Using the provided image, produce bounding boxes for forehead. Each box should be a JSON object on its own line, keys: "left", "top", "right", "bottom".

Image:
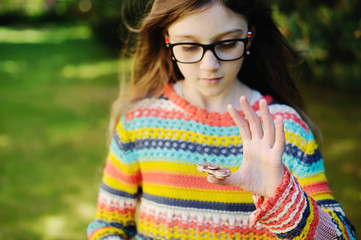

{"left": 167, "top": 3, "right": 248, "bottom": 40}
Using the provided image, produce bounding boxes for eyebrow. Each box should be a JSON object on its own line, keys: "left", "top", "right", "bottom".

{"left": 171, "top": 28, "right": 244, "bottom": 41}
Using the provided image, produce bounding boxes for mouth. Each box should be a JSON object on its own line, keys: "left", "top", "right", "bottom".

{"left": 200, "top": 77, "right": 222, "bottom": 85}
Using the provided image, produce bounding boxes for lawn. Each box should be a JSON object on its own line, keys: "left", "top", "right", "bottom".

{"left": 0, "top": 25, "right": 359, "bottom": 239}
{"left": 0, "top": 25, "right": 121, "bottom": 239}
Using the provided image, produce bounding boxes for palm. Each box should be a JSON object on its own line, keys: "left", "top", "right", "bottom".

{"left": 207, "top": 97, "right": 285, "bottom": 198}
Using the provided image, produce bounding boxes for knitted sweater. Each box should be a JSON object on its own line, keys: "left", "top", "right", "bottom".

{"left": 87, "top": 84, "right": 355, "bottom": 240}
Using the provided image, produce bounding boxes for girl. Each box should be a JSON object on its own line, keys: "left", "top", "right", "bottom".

{"left": 87, "top": 0, "right": 356, "bottom": 239}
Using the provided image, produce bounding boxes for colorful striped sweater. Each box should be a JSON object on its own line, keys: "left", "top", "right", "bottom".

{"left": 87, "top": 84, "right": 355, "bottom": 240}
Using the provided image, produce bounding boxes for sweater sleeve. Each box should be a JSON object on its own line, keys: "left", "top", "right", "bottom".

{"left": 249, "top": 127, "right": 356, "bottom": 239}
{"left": 87, "top": 117, "right": 141, "bottom": 240}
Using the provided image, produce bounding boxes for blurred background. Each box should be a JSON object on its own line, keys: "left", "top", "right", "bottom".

{"left": 0, "top": 0, "right": 360, "bottom": 239}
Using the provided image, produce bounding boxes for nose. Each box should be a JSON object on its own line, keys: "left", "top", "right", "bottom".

{"left": 200, "top": 49, "right": 220, "bottom": 71}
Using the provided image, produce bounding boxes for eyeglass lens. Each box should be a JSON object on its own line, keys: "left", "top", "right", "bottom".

{"left": 172, "top": 40, "right": 245, "bottom": 63}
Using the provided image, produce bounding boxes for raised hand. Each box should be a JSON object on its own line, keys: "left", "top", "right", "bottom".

{"left": 207, "top": 96, "right": 285, "bottom": 198}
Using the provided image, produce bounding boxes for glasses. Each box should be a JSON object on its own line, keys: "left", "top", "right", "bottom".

{"left": 166, "top": 32, "right": 252, "bottom": 64}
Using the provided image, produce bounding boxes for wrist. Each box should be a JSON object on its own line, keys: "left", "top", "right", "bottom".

{"left": 265, "top": 164, "right": 285, "bottom": 198}
{"left": 250, "top": 164, "right": 291, "bottom": 228}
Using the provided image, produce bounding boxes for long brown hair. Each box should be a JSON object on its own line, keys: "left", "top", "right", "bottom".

{"left": 108, "top": 0, "right": 319, "bottom": 144}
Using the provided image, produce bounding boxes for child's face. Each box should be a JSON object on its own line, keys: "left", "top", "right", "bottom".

{"left": 167, "top": 3, "right": 249, "bottom": 99}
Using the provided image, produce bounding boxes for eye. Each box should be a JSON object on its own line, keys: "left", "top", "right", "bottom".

{"left": 181, "top": 44, "right": 200, "bottom": 52}
{"left": 217, "top": 40, "right": 238, "bottom": 50}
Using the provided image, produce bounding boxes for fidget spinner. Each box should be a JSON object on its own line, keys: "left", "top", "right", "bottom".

{"left": 196, "top": 162, "right": 231, "bottom": 179}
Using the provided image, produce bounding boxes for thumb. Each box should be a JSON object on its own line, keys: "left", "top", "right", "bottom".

{"left": 207, "top": 173, "right": 240, "bottom": 187}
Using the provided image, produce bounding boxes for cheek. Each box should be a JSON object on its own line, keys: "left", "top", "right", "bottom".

{"left": 176, "top": 64, "right": 198, "bottom": 79}
{"left": 226, "top": 60, "right": 244, "bottom": 76}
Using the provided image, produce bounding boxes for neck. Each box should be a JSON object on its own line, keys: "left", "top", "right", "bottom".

{"left": 178, "top": 80, "right": 253, "bottom": 113}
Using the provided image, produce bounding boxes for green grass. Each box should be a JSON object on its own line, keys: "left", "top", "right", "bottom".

{"left": 0, "top": 25, "right": 120, "bottom": 239}
{"left": 299, "top": 83, "right": 361, "bottom": 232}
{"left": 0, "top": 25, "right": 360, "bottom": 239}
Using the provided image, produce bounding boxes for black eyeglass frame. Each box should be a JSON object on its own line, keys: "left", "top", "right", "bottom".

{"left": 166, "top": 37, "right": 250, "bottom": 64}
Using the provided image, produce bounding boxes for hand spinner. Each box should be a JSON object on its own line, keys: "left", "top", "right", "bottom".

{"left": 196, "top": 162, "right": 231, "bottom": 179}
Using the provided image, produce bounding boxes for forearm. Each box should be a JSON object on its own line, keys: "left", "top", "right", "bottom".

{"left": 250, "top": 166, "right": 355, "bottom": 239}
{"left": 87, "top": 186, "right": 138, "bottom": 240}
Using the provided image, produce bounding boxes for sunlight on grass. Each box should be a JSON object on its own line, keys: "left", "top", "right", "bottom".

{"left": 75, "top": 201, "right": 97, "bottom": 220}
{"left": 43, "top": 216, "right": 66, "bottom": 239}
{"left": 0, "top": 25, "right": 92, "bottom": 44}
{"left": 0, "top": 135, "right": 11, "bottom": 148}
{"left": 61, "top": 60, "right": 119, "bottom": 80}
{"left": 33, "top": 200, "right": 96, "bottom": 239}
{"left": 0, "top": 60, "right": 26, "bottom": 74}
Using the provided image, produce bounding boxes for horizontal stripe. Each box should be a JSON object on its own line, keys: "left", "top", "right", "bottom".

{"left": 118, "top": 138, "right": 243, "bottom": 157}
{"left": 110, "top": 139, "right": 137, "bottom": 164}
{"left": 142, "top": 193, "right": 256, "bottom": 212}
{"left": 113, "top": 134, "right": 319, "bottom": 165}
{"left": 96, "top": 207, "right": 135, "bottom": 223}
{"left": 316, "top": 199, "right": 340, "bottom": 207}
{"left": 136, "top": 232, "right": 277, "bottom": 240}
{"left": 311, "top": 193, "right": 335, "bottom": 201}
{"left": 125, "top": 127, "right": 242, "bottom": 147}
{"left": 124, "top": 116, "right": 240, "bottom": 135}
{"left": 284, "top": 144, "right": 321, "bottom": 164}
{"left": 140, "top": 161, "right": 239, "bottom": 174}
{"left": 114, "top": 126, "right": 315, "bottom": 151}
{"left": 108, "top": 152, "right": 139, "bottom": 173}
{"left": 101, "top": 172, "right": 139, "bottom": 195}
{"left": 141, "top": 171, "right": 239, "bottom": 191}
{"left": 100, "top": 182, "right": 139, "bottom": 199}
{"left": 105, "top": 157, "right": 139, "bottom": 185}
{"left": 142, "top": 183, "right": 254, "bottom": 203}
{"left": 302, "top": 181, "right": 332, "bottom": 195}
{"left": 297, "top": 172, "right": 328, "bottom": 184}
{"left": 283, "top": 154, "right": 325, "bottom": 177}
{"left": 136, "top": 149, "right": 241, "bottom": 166}
{"left": 124, "top": 114, "right": 308, "bottom": 138}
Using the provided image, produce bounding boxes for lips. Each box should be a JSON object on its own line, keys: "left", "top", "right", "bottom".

{"left": 200, "top": 77, "right": 222, "bottom": 85}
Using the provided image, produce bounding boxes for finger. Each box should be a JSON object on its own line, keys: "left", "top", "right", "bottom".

{"left": 259, "top": 99, "right": 275, "bottom": 147}
{"left": 240, "top": 96, "right": 263, "bottom": 139}
{"left": 227, "top": 104, "right": 251, "bottom": 141}
{"left": 207, "top": 172, "right": 237, "bottom": 186}
{"left": 274, "top": 115, "right": 285, "bottom": 154}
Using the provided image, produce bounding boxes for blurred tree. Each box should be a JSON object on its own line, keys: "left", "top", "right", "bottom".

{"left": 89, "top": 0, "right": 151, "bottom": 56}
{"left": 45, "top": 0, "right": 57, "bottom": 12}
{"left": 270, "top": 0, "right": 361, "bottom": 87}
{"left": 0, "top": 0, "right": 80, "bottom": 25}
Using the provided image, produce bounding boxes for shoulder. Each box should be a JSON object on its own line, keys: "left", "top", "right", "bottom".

{"left": 251, "top": 89, "right": 309, "bottom": 134}
{"left": 123, "top": 97, "right": 182, "bottom": 122}
{"left": 251, "top": 90, "right": 307, "bottom": 132}
{"left": 268, "top": 100, "right": 320, "bottom": 164}
{"left": 267, "top": 100, "right": 317, "bottom": 151}
{"left": 267, "top": 100, "right": 310, "bottom": 134}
